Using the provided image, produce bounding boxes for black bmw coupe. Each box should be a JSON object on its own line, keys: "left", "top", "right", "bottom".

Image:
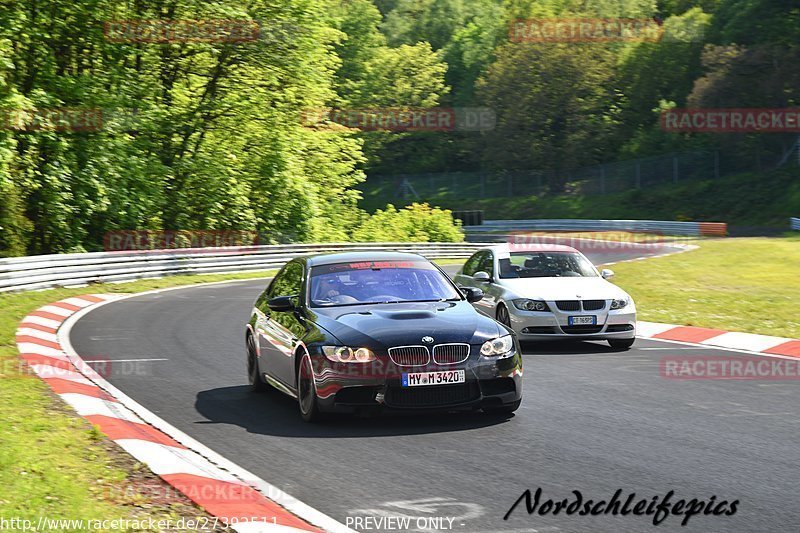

{"left": 245, "top": 251, "right": 523, "bottom": 421}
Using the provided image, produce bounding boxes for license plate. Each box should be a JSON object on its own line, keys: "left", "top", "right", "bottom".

{"left": 402, "top": 370, "right": 465, "bottom": 387}
{"left": 568, "top": 315, "right": 596, "bottom": 326}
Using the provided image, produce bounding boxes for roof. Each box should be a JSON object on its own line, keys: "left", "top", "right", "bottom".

{"left": 303, "top": 251, "right": 428, "bottom": 267}
{"left": 484, "top": 243, "right": 580, "bottom": 254}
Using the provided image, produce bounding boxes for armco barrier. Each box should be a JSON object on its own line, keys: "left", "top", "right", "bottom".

{"left": 791, "top": 217, "right": 800, "bottom": 230}
{"left": 0, "top": 242, "right": 491, "bottom": 293}
{"left": 463, "top": 219, "right": 727, "bottom": 236}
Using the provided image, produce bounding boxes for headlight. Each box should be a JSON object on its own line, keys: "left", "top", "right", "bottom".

{"left": 512, "top": 298, "right": 550, "bottom": 312}
{"left": 480, "top": 334, "right": 514, "bottom": 356}
{"left": 322, "top": 346, "right": 376, "bottom": 363}
{"left": 610, "top": 298, "right": 629, "bottom": 310}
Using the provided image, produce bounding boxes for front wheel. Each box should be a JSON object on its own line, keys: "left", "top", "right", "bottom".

{"left": 247, "top": 334, "right": 268, "bottom": 392}
{"left": 496, "top": 304, "right": 511, "bottom": 328}
{"left": 608, "top": 338, "right": 635, "bottom": 350}
{"left": 297, "top": 354, "right": 322, "bottom": 423}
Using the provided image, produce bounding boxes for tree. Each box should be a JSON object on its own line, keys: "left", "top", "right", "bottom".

{"left": 476, "top": 42, "right": 619, "bottom": 188}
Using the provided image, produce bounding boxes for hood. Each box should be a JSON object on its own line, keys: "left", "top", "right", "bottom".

{"left": 309, "top": 301, "right": 504, "bottom": 349}
{"left": 498, "top": 276, "right": 628, "bottom": 301}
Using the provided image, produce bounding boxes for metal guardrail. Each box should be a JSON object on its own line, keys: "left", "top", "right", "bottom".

{"left": 791, "top": 217, "right": 800, "bottom": 231}
{"left": 463, "top": 219, "right": 727, "bottom": 236}
{"left": 0, "top": 242, "right": 491, "bottom": 293}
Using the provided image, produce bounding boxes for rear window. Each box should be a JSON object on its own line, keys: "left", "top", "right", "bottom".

{"left": 309, "top": 260, "right": 461, "bottom": 307}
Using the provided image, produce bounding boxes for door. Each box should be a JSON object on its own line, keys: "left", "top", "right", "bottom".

{"left": 474, "top": 251, "right": 498, "bottom": 314}
{"left": 256, "top": 261, "right": 306, "bottom": 388}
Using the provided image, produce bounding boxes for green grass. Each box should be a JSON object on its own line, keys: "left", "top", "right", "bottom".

{"left": 610, "top": 236, "right": 800, "bottom": 338}
{"left": 0, "top": 270, "right": 280, "bottom": 531}
{"left": 360, "top": 167, "right": 800, "bottom": 227}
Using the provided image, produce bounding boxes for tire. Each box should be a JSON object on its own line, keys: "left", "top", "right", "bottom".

{"left": 608, "top": 338, "right": 635, "bottom": 350}
{"left": 297, "top": 353, "right": 322, "bottom": 423}
{"left": 484, "top": 399, "right": 521, "bottom": 415}
{"left": 246, "top": 333, "right": 268, "bottom": 392}
{"left": 496, "top": 304, "right": 512, "bottom": 328}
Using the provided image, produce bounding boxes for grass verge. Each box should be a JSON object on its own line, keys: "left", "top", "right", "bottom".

{"left": 0, "top": 270, "right": 282, "bottom": 531}
{"left": 611, "top": 236, "right": 800, "bottom": 338}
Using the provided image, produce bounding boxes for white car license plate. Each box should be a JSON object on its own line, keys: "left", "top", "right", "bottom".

{"left": 568, "top": 315, "right": 596, "bottom": 326}
{"left": 402, "top": 370, "right": 465, "bottom": 387}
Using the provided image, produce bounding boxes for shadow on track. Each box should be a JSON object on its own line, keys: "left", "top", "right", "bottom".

{"left": 521, "top": 340, "right": 624, "bottom": 355}
{"left": 194, "top": 385, "right": 514, "bottom": 438}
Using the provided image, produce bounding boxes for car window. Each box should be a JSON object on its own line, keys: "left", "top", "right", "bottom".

{"left": 462, "top": 252, "right": 482, "bottom": 276}
{"left": 477, "top": 251, "right": 494, "bottom": 277}
{"left": 268, "top": 262, "right": 304, "bottom": 298}
{"left": 309, "top": 260, "right": 461, "bottom": 307}
{"left": 499, "top": 252, "right": 597, "bottom": 278}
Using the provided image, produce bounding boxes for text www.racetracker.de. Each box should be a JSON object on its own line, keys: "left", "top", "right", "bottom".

{"left": 0, "top": 516, "right": 273, "bottom": 531}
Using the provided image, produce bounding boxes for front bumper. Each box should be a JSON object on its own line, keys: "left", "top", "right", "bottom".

{"left": 309, "top": 346, "right": 523, "bottom": 413}
{"left": 507, "top": 300, "right": 636, "bottom": 340}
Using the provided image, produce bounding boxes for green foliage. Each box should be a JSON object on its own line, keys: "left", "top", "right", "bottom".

{"left": 351, "top": 202, "right": 464, "bottom": 242}
{"left": 0, "top": 0, "right": 796, "bottom": 255}
{"left": 0, "top": 0, "right": 461, "bottom": 256}
{"left": 477, "top": 42, "right": 619, "bottom": 184}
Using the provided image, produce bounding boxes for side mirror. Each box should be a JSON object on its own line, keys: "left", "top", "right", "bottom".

{"left": 463, "top": 287, "right": 484, "bottom": 303}
{"left": 473, "top": 271, "right": 491, "bottom": 283}
{"left": 601, "top": 269, "right": 615, "bottom": 280}
{"left": 267, "top": 295, "right": 295, "bottom": 312}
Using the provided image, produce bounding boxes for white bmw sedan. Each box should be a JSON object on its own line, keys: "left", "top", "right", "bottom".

{"left": 454, "top": 244, "right": 636, "bottom": 349}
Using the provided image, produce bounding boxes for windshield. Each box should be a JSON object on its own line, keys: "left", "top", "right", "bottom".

{"left": 499, "top": 252, "right": 598, "bottom": 279}
{"left": 309, "top": 260, "right": 462, "bottom": 307}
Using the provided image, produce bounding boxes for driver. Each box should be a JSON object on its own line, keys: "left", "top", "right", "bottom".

{"left": 317, "top": 276, "right": 342, "bottom": 299}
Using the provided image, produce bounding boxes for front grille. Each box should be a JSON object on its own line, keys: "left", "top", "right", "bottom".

{"left": 582, "top": 300, "right": 606, "bottom": 311}
{"left": 388, "top": 346, "right": 429, "bottom": 366}
{"left": 556, "top": 300, "right": 580, "bottom": 311}
{"left": 432, "top": 343, "right": 470, "bottom": 364}
{"left": 561, "top": 325, "right": 604, "bottom": 334}
{"left": 385, "top": 382, "right": 480, "bottom": 408}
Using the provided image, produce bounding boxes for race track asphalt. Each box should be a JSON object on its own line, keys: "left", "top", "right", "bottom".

{"left": 69, "top": 255, "right": 800, "bottom": 533}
